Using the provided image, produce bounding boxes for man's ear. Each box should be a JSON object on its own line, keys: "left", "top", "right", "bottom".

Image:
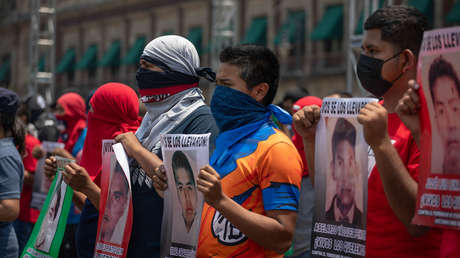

{"left": 401, "top": 49, "right": 416, "bottom": 73}
{"left": 249, "top": 82, "right": 269, "bottom": 103}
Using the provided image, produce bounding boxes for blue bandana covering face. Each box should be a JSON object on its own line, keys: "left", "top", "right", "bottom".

{"left": 210, "top": 85, "right": 292, "bottom": 132}
{"left": 210, "top": 85, "right": 292, "bottom": 168}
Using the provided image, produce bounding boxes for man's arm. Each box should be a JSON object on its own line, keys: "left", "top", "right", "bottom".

{"left": 358, "top": 102, "right": 426, "bottom": 236}
{"left": 198, "top": 165, "right": 296, "bottom": 254}
{"left": 63, "top": 162, "right": 101, "bottom": 209}
{"left": 0, "top": 199, "right": 19, "bottom": 221}
{"left": 293, "top": 105, "right": 321, "bottom": 185}
{"left": 115, "top": 132, "right": 163, "bottom": 178}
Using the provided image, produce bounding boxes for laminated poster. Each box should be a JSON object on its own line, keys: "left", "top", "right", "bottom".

{"left": 311, "top": 97, "right": 376, "bottom": 258}
{"left": 160, "top": 134, "right": 210, "bottom": 258}
{"left": 22, "top": 156, "right": 74, "bottom": 258}
{"left": 94, "top": 140, "right": 133, "bottom": 258}
{"left": 412, "top": 26, "right": 460, "bottom": 230}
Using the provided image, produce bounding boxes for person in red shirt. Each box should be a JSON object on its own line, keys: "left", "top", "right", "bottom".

{"left": 396, "top": 72, "right": 460, "bottom": 257}
{"left": 293, "top": 5, "right": 441, "bottom": 257}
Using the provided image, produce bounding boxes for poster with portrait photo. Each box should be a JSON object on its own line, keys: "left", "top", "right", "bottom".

{"left": 21, "top": 156, "right": 74, "bottom": 258}
{"left": 31, "top": 141, "right": 65, "bottom": 210}
{"left": 94, "top": 140, "right": 133, "bottom": 258}
{"left": 160, "top": 134, "right": 210, "bottom": 258}
{"left": 413, "top": 26, "right": 460, "bottom": 230}
{"left": 311, "top": 98, "right": 376, "bottom": 258}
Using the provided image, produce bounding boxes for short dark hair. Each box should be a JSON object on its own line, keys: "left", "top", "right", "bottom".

{"left": 172, "top": 151, "right": 195, "bottom": 186}
{"left": 219, "top": 45, "right": 279, "bottom": 106}
{"left": 327, "top": 90, "right": 352, "bottom": 98}
{"left": 331, "top": 118, "right": 356, "bottom": 161}
{"left": 364, "top": 5, "right": 428, "bottom": 57}
{"left": 428, "top": 56, "right": 460, "bottom": 103}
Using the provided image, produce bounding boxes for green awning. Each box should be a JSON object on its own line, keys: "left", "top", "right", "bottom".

{"left": 311, "top": 5, "right": 344, "bottom": 40}
{"left": 99, "top": 40, "right": 120, "bottom": 67}
{"left": 187, "top": 27, "right": 203, "bottom": 55}
{"left": 122, "top": 36, "right": 145, "bottom": 65}
{"left": 241, "top": 17, "right": 267, "bottom": 46}
{"left": 355, "top": 0, "right": 384, "bottom": 34}
{"left": 38, "top": 56, "right": 45, "bottom": 72}
{"left": 409, "top": 0, "right": 433, "bottom": 25}
{"left": 56, "top": 48, "right": 76, "bottom": 74}
{"left": 76, "top": 44, "right": 98, "bottom": 70}
{"left": 274, "top": 10, "right": 306, "bottom": 45}
{"left": 446, "top": 0, "right": 460, "bottom": 24}
{"left": 0, "top": 59, "right": 10, "bottom": 82}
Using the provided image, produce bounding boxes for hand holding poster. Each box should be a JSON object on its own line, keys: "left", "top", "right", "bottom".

{"left": 31, "top": 141, "right": 65, "bottom": 210}
{"left": 413, "top": 26, "right": 460, "bottom": 230}
{"left": 94, "top": 140, "right": 133, "bottom": 258}
{"left": 311, "top": 98, "right": 376, "bottom": 258}
{"left": 160, "top": 134, "right": 210, "bottom": 258}
{"left": 22, "top": 156, "right": 74, "bottom": 258}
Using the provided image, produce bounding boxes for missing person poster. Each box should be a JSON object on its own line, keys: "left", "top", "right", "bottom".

{"left": 21, "top": 156, "right": 74, "bottom": 258}
{"left": 94, "top": 140, "right": 133, "bottom": 258}
{"left": 31, "top": 141, "right": 65, "bottom": 210}
{"left": 160, "top": 134, "right": 210, "bottom": 258}
{"left": 311, "top": 98, "right": 376, "bottom": 258}
{"left": 413, "top": 26, "right": 460, "bottom": 230}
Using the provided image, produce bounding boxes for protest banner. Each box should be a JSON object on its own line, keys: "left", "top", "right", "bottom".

{"left": 311, "top": 98, "right": 376, "bottom": 258}
{"left": 31, "top": 141, "right": 65, "bottom": 210}
{"left": 21, "top": 156, "right": 74, "bottom": 258}
{"left": 412, "top": 26, "right": 460, "bottom": 230}
{"left": 94, "top": 140, "right": 133, "bottom": 258}
{"left": 160, "top": 134, "right": 210, "bottom": 258}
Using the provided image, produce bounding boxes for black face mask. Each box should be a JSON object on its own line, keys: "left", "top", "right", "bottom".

{"left": 356, "top": 52, "right": 404, "bottom": 98}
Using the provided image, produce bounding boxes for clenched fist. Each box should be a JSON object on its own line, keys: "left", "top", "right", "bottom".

{"left": 395, "top": 80, "right": 421, "bottom": 141}
{"left": 197, "top": 165, "right": 225, "bottom": 208}
{"left": 62, "top": 162, "right": 93, "bottom": 193}
{"left": 292, "top": 105, "right": 321, "bottom": 140}
{"left": 358, "top": 102, "right": 390, "bottom": 148}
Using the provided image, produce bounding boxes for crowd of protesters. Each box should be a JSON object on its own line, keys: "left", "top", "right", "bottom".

{"left": 0, "top": 5, "right": 458, "bottom": 258}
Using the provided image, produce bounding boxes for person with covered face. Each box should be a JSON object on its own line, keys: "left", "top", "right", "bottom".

{"left": 54, "top": 92, "right": 87, "bottom": 155}
{"left": 113, "top": 35, "right": 218, "bottom": 257}
{"left": 44, "top": 83, "right": 140, "bottom": 257}
{"left": 325, "top": 118, "right": 362, "bottom": 226}
{"left": 294, "top": 5, "right": 442, "bottom": 257}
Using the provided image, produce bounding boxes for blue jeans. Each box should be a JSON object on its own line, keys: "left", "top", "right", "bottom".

{"left": 0, "top": 222, "right": 19, "bottom": 258}
{"left": 13, "top": 220, "right": 34, "bottom": 255}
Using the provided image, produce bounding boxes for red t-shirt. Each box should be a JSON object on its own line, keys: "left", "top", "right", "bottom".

{"left": 18, "top": 134, "right": 41, "bottom": 223}
{"left": 440, "top": 230, "right": 460, "bottom": 258}
{"left": 366, "top": 113, "right": 441, "bottom": 257}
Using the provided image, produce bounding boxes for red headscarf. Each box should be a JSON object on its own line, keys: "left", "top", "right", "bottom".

{"left": 56, "top": 93, "right": 87, "bottom": 152}
{"left": 79, "top": 83, "right": 140, "bottom": 185}
{"left": 291, "top": 96, "right": 323, "bottom": 177}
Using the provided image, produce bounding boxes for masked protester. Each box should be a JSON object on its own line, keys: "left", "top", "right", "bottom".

{"left": 45, "top": 83, "right": 140, "bottom": 257}
{"left": 113, "top": 35, "right": 218, "bottom": 257}
{"left": 0, "top": 88, "right": 25, "bottom": 258}
{"left": 54, "top": 93, "right": 87, "bottom": 154}
{"left": 294, "top": 5, "right": 441, "bottom": 257}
